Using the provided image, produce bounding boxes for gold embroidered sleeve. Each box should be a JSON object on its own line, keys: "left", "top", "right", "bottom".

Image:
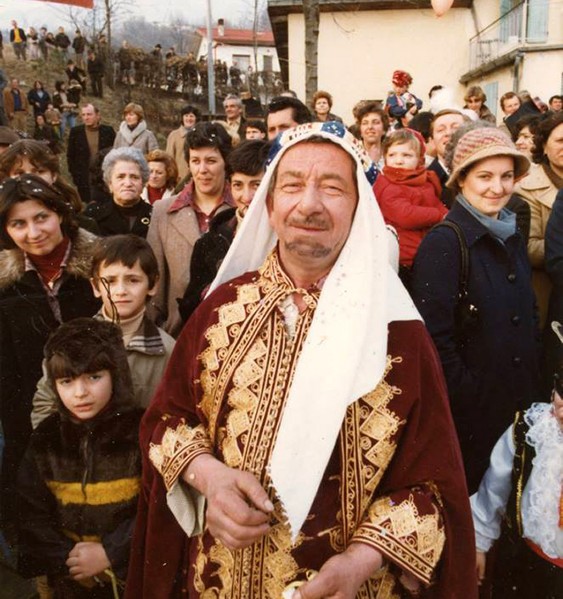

{"left": 351, "top": 486, "right": 445, "bottom": 586}
{"left": 148, "top": 418, "right": 213, "bottom": 491}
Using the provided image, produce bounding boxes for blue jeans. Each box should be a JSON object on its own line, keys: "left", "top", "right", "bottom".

{"left": 60, "top": 111, "right": 76, "bottom": 137}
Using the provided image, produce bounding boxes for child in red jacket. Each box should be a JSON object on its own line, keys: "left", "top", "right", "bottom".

{"left": 374, "top": 128, "right": 447, "bottom": 285}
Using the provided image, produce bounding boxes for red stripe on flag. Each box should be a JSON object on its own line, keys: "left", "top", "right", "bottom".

{"left": 35, "top": 0, "right": 94, "bottom": 7}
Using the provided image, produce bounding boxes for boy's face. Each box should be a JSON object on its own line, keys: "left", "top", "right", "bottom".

{"left": 231, "top": 171, "right": 264, "bottom": 216}
{"left": 56, "top": 370, "right": 112, "bottom": 421}
{"left": 384, "top": 142, "right": 419, "bottom": 170}
{"left": 91, "top": 260, "right": 156, "bottom": 320}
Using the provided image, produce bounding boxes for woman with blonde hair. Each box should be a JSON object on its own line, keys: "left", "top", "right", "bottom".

{"left": 114, "top": 102, "right": 159, "bottom": 153}
{"left": 463, "top": 85, "right": 496, "bottom": 124}
{"left": 142, "top": 149, "right": 178, "bottom": 204}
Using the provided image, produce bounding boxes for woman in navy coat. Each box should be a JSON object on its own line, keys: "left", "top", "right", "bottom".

{"left": 411, "top": 124, "right": 540, "bottom": 494}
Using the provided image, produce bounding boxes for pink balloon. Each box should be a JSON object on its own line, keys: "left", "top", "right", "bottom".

{"left": 431, "top": 0, "right": 454, "bottom": 17}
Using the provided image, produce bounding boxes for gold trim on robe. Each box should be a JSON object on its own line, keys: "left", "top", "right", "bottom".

{"left": 147, "top": 252, "right": 448, "bottom": 597}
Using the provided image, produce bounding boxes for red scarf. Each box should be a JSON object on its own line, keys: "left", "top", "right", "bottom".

{"left": 147, "top": 185, "right": 166, "bottom": 205}
{"left": 383, "top": 165, "right": 442, "bottom": 197}
{"left": 27, "top": 237, "right": 69, "bottom": 285}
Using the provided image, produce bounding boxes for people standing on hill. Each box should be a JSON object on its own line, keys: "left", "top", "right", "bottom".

{"left": 71, "top": 29, "right": 86, "bottom": 69}
{"left": 67, "top": 103, "right": 116, "bottom": 204}
{"left": 4, "top": 78, "right": 29, "bottom": 133}
{"left": 10, "top": 20, "right": 26, "bottom": 61}
{"left": 27, "top": 80, "right": 51, "bottom": 117}
{"left": 26, "top": 27, "right": 40, "bottom": 61}
{"left": 54, "top": 26, "right": 71, "bottom": 61}
{"left": 52, "top": 80, "right": 77, "bottom": 138}
{"left": 114, "top": 103, "right": 158, "bottom": 154}
{"left": 65, "top": 59, "right": 86, "bottom": 92}
{"left": 86, "top": 48, "right": 104, "bottom": 98}
{"left": 165, "top": 105, "right": 201, "bottom": 181}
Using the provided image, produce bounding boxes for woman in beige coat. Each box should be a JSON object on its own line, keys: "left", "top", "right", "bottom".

{"left": 147, "top": 122, "right": 233, "bottom": 337}
{"left": 515, "top": 112, "right": 563, "bottom": 326}
{"left": 165, "top": 105, "right": 201, "bottom": 182}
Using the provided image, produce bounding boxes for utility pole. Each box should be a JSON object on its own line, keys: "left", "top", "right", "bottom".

{"left": 206, "top": 0, "right": 216, "bottom": 116}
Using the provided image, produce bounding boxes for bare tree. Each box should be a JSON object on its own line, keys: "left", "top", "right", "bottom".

{"left": 303, "top": 0, "right": 319, "bottom": 105}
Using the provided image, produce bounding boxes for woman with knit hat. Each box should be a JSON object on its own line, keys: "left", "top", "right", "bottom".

{"left": 411, "top": 123, "right": 541, "bottom": 495}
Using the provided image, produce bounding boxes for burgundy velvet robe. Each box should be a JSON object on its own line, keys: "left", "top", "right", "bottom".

{"left": 126, "top": 253, "right": 477, "bottom": 599}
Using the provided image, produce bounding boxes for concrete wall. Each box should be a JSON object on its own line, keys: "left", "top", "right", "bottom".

{"left": 288, "top": 8, "right": 476, "bottom": 124}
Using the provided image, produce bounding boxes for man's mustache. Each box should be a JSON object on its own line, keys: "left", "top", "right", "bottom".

{"left": 286, "top": 215, "right": 329, "bottom": 230}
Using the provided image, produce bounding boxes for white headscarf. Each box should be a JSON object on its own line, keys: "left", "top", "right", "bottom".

{"left": 209, "top": 122, "right": 421, "bottom": 541}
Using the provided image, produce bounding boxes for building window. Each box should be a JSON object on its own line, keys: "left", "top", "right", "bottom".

{"left": 526, "top": 0, "right": 549, "bottom": 42}
{"left": 233, "top": 54, "right": 250, "bottom": 72}
{"left": 263, "top": 55, "right": 273, "bottom": 72}
{"left": 483, "top": 81, "right": 499, "bottom": 117}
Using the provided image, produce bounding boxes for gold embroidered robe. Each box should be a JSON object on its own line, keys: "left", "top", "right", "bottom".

{"left": 127, "top": 252, "right": 477, "bottom": 599}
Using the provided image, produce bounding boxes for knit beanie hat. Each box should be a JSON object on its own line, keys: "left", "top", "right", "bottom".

{"left": 392, "top": 70, "right": 412, "bottom": 88}
{"left": 446, "top": 127, "right": 530, "bottom": 189}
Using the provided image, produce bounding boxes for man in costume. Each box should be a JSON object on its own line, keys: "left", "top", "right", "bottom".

{"left": 127, "top": 122, "right": 477, "bottom": 599}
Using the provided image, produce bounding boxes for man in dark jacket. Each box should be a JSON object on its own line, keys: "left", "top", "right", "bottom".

{"left": 71, "top": 29, "right": 86, "bottom": 69}
{"left": 9, "top": 20, "right": 26, "bottom": 61}
{"left": 67, "top": 104, "right": 115, "bottom": 204}
{"left": 427, "top": 109, "right": 466, "bottom": 208}
{"left": 54, "top": 27, "right": 71, "bottom": 61}
{"left": 86, "top": 48, "right": 104, "bottom": 97}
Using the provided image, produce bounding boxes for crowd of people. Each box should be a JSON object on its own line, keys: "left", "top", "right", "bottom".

{"left": 0, "top": 32, "right": 561, "bottom": 598}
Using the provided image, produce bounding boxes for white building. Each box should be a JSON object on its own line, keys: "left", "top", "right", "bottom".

{"left": 196, "top": 26, "right": 281, "bottom": 73}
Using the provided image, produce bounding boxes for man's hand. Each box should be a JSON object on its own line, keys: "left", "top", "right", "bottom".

{"left": 293, "top": 543, "right": 384, "bottom": 599}
{"left": 66, "top": 542, "right": 111, "bottom": 580}
{"left": 182, "top": 454, "right": 274, "bottom": 550}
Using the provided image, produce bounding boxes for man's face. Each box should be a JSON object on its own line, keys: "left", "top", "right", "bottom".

{"left": 267, "top": 108, "right": 298, "bottom": 140}
{"left": 502, "top": 96, "right": 521, "bottom": 116}
{"left": 81, "top": 105, "right": 100, "bottom": 128}
{"left": 11, "top": 79, "right": 18, "bottom": 90}
{"left": 432, "top": 113, "right": 465, "bottom": 159}
{"left": 231, "top": 171, "right": 264, "bottom": 215}
{"left": 268, "top": 142, "right": 358, "bottom": 279}
{"left": 224, "top": 100, "right": 241, "bottom": 121}
{"left": 550, "top": 98, "right": 563, "bottom": 112}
